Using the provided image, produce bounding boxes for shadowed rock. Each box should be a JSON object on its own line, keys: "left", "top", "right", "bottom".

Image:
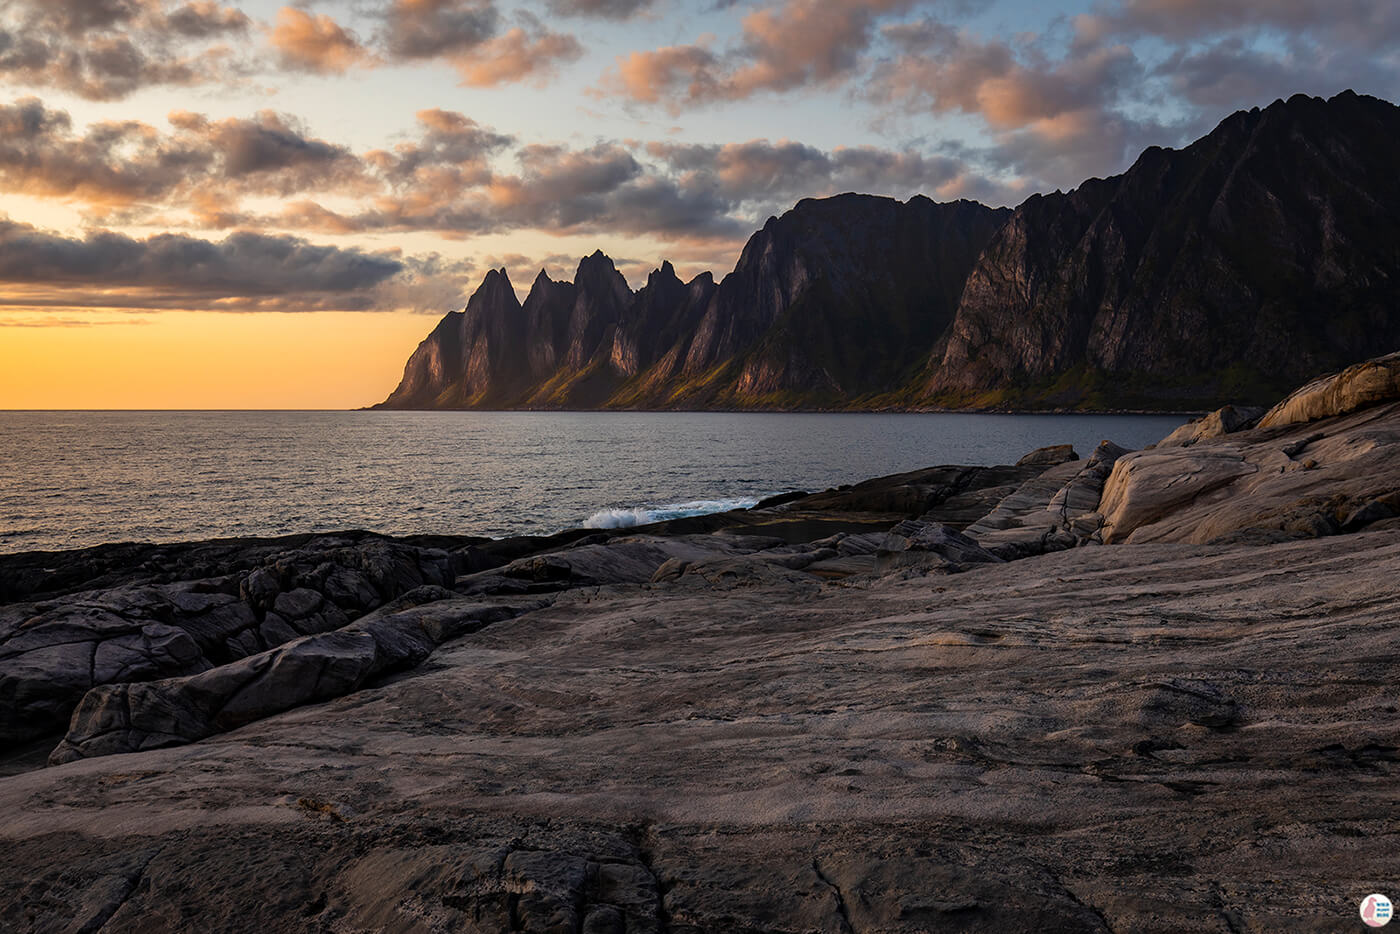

{"left": 49, "top": 588, "right": 526, "bottom": 764}
{"left": 964, "top": 441, "right": 1129, "bottom": 557}
{"left": 0, "top": 536, "right": 459, "bottom": 744}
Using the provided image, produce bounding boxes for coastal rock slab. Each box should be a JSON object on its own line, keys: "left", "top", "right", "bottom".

{"left": 1101, "top": 398, "right": 1400, "bottom": 543}
{"left": 4, "top": 530, "right": 1398, "bottom": 931}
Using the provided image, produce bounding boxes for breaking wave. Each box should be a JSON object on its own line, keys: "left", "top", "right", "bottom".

{"left": 582, "top": 497, "right": 761, "bottom": 529}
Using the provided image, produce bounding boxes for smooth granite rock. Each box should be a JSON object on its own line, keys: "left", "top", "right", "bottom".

{"left": 1101, "top": 397, "right": 1400, "bottom": 543}
{"left": 1258, "top": 350, "right": 1400, "bottom": 428}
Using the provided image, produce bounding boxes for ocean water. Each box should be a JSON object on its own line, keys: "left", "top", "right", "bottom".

{"left": 0, "top": 411, "right": 1186, "bottom": 554}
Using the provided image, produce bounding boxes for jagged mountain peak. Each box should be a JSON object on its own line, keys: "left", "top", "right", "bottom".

{"left": 467, "top": 266, "right": 518, "bottom": 311}
{"left": 646, "top": 261, "right": 681, "bottom": 287}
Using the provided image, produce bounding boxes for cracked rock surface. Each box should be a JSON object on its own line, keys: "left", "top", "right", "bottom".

{"left": 1, "top": 527, "right": 1397, "bottom": 931}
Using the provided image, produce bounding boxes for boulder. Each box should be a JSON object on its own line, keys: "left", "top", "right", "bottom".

{"left": 876, "top": 521, "right": 1002, "bottom": 571}
{"left": 1015, "top": 444, "right": 1078, "bottom": 467}
{"left": 1156, "top": 405, "right": 1266, "bottom": 448}
{"left": 1099, "top": 399, "right": 1400, "bottom": 543}
{"left": 1259, "top": 351, "right": 1400, "bottom": 428}
{"left": 964, "top": 441, "right": 1129, "bottom": 557}
{"left": 1098, "top": 447, "right": 1258, "bottom": 543}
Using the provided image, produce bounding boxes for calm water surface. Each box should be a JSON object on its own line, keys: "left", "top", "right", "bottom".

{"left": 0, "top": 411, "right": 1185, "bottom": 554}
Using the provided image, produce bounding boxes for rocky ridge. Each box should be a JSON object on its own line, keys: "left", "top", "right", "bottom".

{"left": 377, "top": 91, "right": 1400, "bottom": 412}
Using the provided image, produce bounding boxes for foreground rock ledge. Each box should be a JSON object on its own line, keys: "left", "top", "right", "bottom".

{"left": 0, "top": 528, "right": 1397, "bottom": 931}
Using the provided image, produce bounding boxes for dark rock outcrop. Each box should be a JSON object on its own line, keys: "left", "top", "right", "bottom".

{"left": 0, "top": 535, "right": 462, "bottom": 744}
{"left": 49, "top": 589, "right": 525, "bottom": 764}
{"left": 1157, "top": 404, "right": 1266, "bottom": 447}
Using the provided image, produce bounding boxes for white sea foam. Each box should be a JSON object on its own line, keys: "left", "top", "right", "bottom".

{"left": 583, "top": 498, "right": 761, "bottom": 529}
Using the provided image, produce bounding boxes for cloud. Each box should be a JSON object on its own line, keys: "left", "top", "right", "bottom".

{"left": 646, "top": 138, "right": 966, "bottom": 203}
{"left": 452, "top": 26, "right": 584, "bottom": 87}
{"left": 276, "top": 123, "right": 1010, "bottom": 243}
{"left": 855, "top": 17, "right": 1190, "bottom": 190}
{"left": 546, "top": 0, "right": 656, "bottom": 19}
{"left": 0, "top": 315, "right": 152, "bottom": 327}
{"left": 0, "top": 0, "right": 251, "bottom": 100}
{"left": 0, "top": 217, "right": 472, "bottom": 313}
{"left": 600, "top": 0, "right": 919, "bottom": 109}
{"left": 270, "top": 7, "right": 373, "bottom": 74}
{"left": 367, "top": 107, "right": 514, "bottom": 187}
{"left": 369, "top": 1, "right": 582, "bottom": 86}
{"left": 0, "top": 99, "right": 366, "bottom": 222}
{"left": 1080, "top": 0, "right": 1400, "bottom": 49}
{"left": 1068, "top": 0, "right": 1400, "bottom": 117}
{"left": 0, "top": 0, "right": 581, "bottom": 95}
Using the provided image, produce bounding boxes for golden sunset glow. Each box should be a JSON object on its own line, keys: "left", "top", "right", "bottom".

{"left": 0, "top": 311, "right": 433, "bottom": 409}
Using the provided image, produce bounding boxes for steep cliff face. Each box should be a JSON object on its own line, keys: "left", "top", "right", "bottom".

{"left": 378, "top": 268, "right": 524, "bottom": 408}
{"left": 375, "top": 91, "right": 1400, "bottom": 412}
{"left": 660, "top": 195, "right": 1010, "bottom": 407}
{"left": 924, "top": 90, "right": 1400, "bottom": 408}
{"left": 521, "top": 270, "right": 575, "bottom": 382}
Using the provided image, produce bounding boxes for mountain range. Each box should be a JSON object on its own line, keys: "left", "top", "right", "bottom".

{"left": 375, "top": 90, "right": 1400, "bottom": 412}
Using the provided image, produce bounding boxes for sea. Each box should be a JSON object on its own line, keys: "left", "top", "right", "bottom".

{"left": 0, "top": 411, "right": 1187, "bottom": 555}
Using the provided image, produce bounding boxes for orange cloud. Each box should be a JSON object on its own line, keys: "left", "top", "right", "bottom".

{"left": 600, "top": 0, "right": 917, "bottom": 109}
{"left": 270, "top": 7, "right": 373, "bottom": 74}
{"left": 453, "top": 27, "right": 583, "bottom": 87}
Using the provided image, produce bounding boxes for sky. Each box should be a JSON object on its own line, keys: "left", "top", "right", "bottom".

{"left": 2, "top": 0, "right": 1399, "bottom": 408}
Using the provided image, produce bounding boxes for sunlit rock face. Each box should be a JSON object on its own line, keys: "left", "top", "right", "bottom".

{"left": 924, "top": 91, "right": 1400, "bottom": 410}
